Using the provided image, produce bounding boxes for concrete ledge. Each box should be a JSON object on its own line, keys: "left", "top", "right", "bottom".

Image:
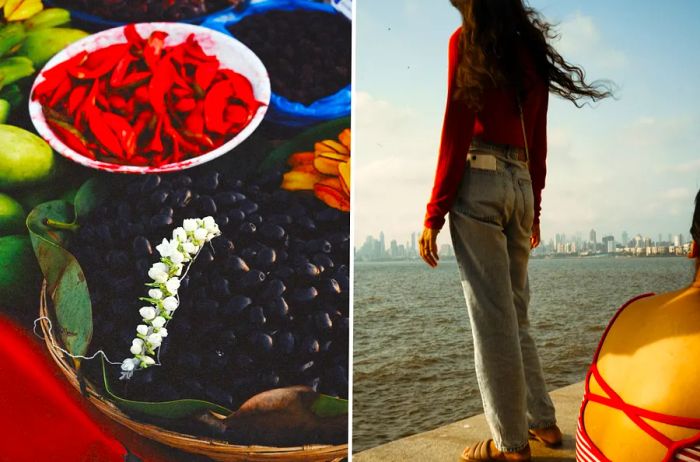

{"left": 354, "top": 382, "right": 583, "bottom": 462}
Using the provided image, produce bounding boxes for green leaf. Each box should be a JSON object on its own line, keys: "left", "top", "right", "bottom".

{"left": 27, "top": 200, "right": 92, "bottom": 357}
{"left": 74, "top": 177, "right": 111, "bottom": 221}
{"left": 101, "top": 358, "right": 232, "bottom": 419}
{"left": 311, "top": 394, "right": 348, "bottom": 418}
{"left": 258, "top": 117, "right": 350, "bottom": 173}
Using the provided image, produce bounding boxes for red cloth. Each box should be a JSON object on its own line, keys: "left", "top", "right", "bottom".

{"left": 0, "top": 316, "right": 128, "bottom": 462}
{"left": 0, "top": 316, "right": 200, "bottom": 462}
{"left": 424, "top": 27, "right": 549, "bottom": 230}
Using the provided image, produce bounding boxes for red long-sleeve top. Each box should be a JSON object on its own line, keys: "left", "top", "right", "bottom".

{"left": 424, "top": 28, "right": 549, "bottom": 230}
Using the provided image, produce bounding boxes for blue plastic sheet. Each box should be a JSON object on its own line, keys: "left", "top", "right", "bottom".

{"left": 202, "top": 0, "right": 351, "bottom": 127}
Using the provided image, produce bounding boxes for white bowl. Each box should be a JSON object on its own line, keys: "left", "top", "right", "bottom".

{"left": 29, "top": 22, "right": 270, "bottom": 174}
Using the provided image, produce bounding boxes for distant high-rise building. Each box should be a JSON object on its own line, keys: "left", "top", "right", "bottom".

{"left": 602, "top": 235, "right": 614, "bottom": 254}
{"left": 622, "top": 231, "right": 629, "bottom": 247}
{"left": 589, "top": 229, "right": 597, "bottom": 245}
{"left": 390, "top": 239, "right": 399, "bottom": 258}
{"left": 379, "top": 231, "right": 385, "bottom": 256}
{"left": 411, "top": 232, "right": 417, "bottom": 253}
{"left": 674, "top": 234, "right": 683, "bottom": 247}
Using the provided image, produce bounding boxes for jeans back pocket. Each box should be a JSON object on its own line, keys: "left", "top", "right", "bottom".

{"left": 451, "top": 166, "right": 507, "bottom": 227}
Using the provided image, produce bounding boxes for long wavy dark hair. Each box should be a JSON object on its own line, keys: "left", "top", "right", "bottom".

{"left": 449, "top": 0, "right": 614, "bottom": 109}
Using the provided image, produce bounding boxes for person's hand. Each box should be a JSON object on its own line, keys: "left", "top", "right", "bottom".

{"left": 530, "top": 222, "right": 541, "bottom": 249}
{"left": 419, "top": 227, "right": 440, "bottom": 267}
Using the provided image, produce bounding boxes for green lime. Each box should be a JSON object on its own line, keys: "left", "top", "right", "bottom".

{"left": 0, "top": 192, "right": 25, "bottom": 235}
{"left": 0, "top": 234, "right": 41, "bottom": 311}
{"left": 0, "top": 124, "right": 54, "bottom": 190}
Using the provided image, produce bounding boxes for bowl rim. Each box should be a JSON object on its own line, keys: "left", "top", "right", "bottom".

{"left": 28, "top": 21, "right": 271, "bottom": 174}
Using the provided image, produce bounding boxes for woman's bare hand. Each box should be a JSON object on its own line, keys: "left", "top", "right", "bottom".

{"left": 530, "top": 222, "right": 541, "bottom": 249}
{"left": 419, "top": 227, "right": 440, "bottom": 267}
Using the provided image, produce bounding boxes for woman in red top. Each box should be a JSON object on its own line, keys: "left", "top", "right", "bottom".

{"left": 418, "top": 1, "right": 613, "bottom": 461}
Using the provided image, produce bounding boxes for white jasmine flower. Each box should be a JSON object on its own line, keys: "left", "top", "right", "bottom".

{"left": 152, "top": 316, "right": 167, "bottom": 329}
{"left": 203, "top": 216, "right": 217, "bottom": 231}
{"left": 156, "top": 238, "right": 176, "bottom": 258}
{"left": 148, "top": 262, "right": 169, "bottom": 283}
{"left": 157, "top": 327, "right": 168, "bottom": 338}
{"left": 194, "top": 227, "right": 208, "bottom": 242}
{"left": 170, "top": 251, "right": 185, "bottom": 265}
{"left": 172, "top": 227, "right": 187, "bottom": 242}
{"left": 183, "top": 219, "right": 198, "bottom": 232}
{"left": 130, "top": 339, "right": 144, "bottom": 355}
{"left": 139, "top": 306, "right": 157, "bottom": 321}
{"left": 165, "top": 278, "right": 180, "bottom": 294}
{"left": 182, "top": 242, "right": 198, "bottom": 254}
{"left": 136, "top": 324, "right": 149, "bottom": 336}
{"left": 146, "top": 332, "right": 162, "bottom": 347}
{"left": 148, "top": 288, "right": 163, "bottom": 300}
{"left": 162, "top": 296, "right": 179, "bottom": 312}
{"left": 121, "top": 358, "right": 137, "bottom": 371}
{"left": 141, "top": 356, "right": 156, "bottom": 366}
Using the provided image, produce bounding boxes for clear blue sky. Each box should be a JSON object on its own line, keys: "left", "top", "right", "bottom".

{"left": 355, "top": 0, "right": 700, "bottom": 246}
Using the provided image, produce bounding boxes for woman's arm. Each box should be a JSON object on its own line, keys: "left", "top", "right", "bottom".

{"left": 423, "top": 28, "right": 476, "bottom": 230}
{"left": 529, "top": 90, "right": 549, "bottom": 226}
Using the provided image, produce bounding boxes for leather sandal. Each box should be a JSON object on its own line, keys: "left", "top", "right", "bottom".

{"left": 528, "top": 424, "right": 563, "bottom": 447}
{"left": 460, "top": 439, "right": 531, "bottom": 461}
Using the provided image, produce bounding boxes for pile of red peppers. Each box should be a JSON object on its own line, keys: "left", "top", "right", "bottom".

{"left": 32, "top": 24, "right": 263, "bottom": 167}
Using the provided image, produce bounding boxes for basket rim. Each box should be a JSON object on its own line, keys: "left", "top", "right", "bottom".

{"left": 38, "top": 282, "right": 348, "bottom": 460}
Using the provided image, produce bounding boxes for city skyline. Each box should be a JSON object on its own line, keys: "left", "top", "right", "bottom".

{"left": 356, "top": 227, "right": 693, "bottom": 262}
{"left": 356, "top": 1, "right": 700, "bottom": 250}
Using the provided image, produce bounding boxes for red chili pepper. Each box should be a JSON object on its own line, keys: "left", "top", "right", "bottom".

{"left": 102, "top": 112, "right": 136, "bottom": 159}
{"left": 32, "top": 51, "right": 88, "bottom": 101}
{"left": 46, "top": 117, "right": 92, "bottom": 158}
{"left": 174, "top": 97, "right": 195, "bottom": 112}
{"left": 147, "top": 117, "right": 164, "bottom": 153}
{"left": 124, "top": 24, "right": 145, "bottom": 50}
{"left": 48, "top": 78, "right": 72, "bottom": 108}
{"left": 204, "top": 80, "right": 233, "bottom": 135}
{"left": 220, "top": 69, "right": 255, "bottom": 105}
{"left": 109, "top": 53, "right": 136, "bottom": 87}
{"left": 107, "top": 94, "right": 127, "bottom": 111}
{"left": 225, "top": 103, "right": 251, "bottom": 130}
{"left": 113, "top": 71, "right": 151, "bottom": 89}
{"left": 148, "top": 56, "right": 174, "bottom": 114}
{"left": 143, "top": 31, "right": 168, "bottom": 69}
{"left": 88, "top": 109, "right": 124, "bottom": 158}
{"left": 68, "top": 43, "right": 129, "bottom": 79}
{"left": 67, "top": 86, "right": 88, "bottom": 115}
{"left": 184, "top": 102, "right": 204, "bottom": 134}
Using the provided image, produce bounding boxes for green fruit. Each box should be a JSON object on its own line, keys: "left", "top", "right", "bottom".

{"left": 24, "top": 8, "right": 71, "bottom": 30}
{"left": 0, "top": 124, "right": 54, "bottom": 190}
{"left": 0, "top": 99, "right": 9, "bottom": 124}
{"left": 0, "top": 234, "right": 42, "bottom": 310}
{"left": 17, "top": 27, "right": 89, "bottom": 68}
{"left": 0, "top": 192, "right": 25, "bottom": 235}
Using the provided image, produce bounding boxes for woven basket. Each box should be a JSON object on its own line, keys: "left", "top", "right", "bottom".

{"left": 38, "top": 283, "right": 348, "bottom": 461}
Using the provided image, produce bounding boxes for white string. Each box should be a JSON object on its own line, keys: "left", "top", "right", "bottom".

{"left": 33, "top": 316, "right": 124, "bottom": 366}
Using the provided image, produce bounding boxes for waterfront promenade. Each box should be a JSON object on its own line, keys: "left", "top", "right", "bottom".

{"left": 355, "top": 382, "right": 582, "bottom": 461}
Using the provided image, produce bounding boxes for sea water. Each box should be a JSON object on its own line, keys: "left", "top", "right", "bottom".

{"left": 352, "top": 257, "right": 694, "bottom": 452}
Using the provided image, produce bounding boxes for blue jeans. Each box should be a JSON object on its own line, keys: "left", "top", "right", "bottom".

{"left": 449, "top": 140, "right": 557, "bottom": 452}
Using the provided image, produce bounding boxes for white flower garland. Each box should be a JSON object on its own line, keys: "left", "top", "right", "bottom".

{"left": 120, "top": 217, "right": 221, "bottom": 380}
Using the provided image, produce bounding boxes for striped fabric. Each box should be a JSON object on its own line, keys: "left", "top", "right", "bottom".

{"left": 677, "top": 447, "right": 700, "bottom": 462}
{"left": 576, "top": 418, "right": 605, "bottom": 462}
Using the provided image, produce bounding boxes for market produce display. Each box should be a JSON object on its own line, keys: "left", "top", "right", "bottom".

{"left": 69, "top": 169, "right": 349, "bottom": 424}
{"left": 228, "top": 9, "right": 350, "bottom": 106}
{"left": 32, "top": 24, "right": 265, "bottom": 167}
{"left": 282, "top": 128, "right": 350, "bottom": 212}
{"left": 53, "top": 0, "right": 246, "bottom": 23}
{"left": 1, "top": 0, "right": 350, "bottom": 457}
